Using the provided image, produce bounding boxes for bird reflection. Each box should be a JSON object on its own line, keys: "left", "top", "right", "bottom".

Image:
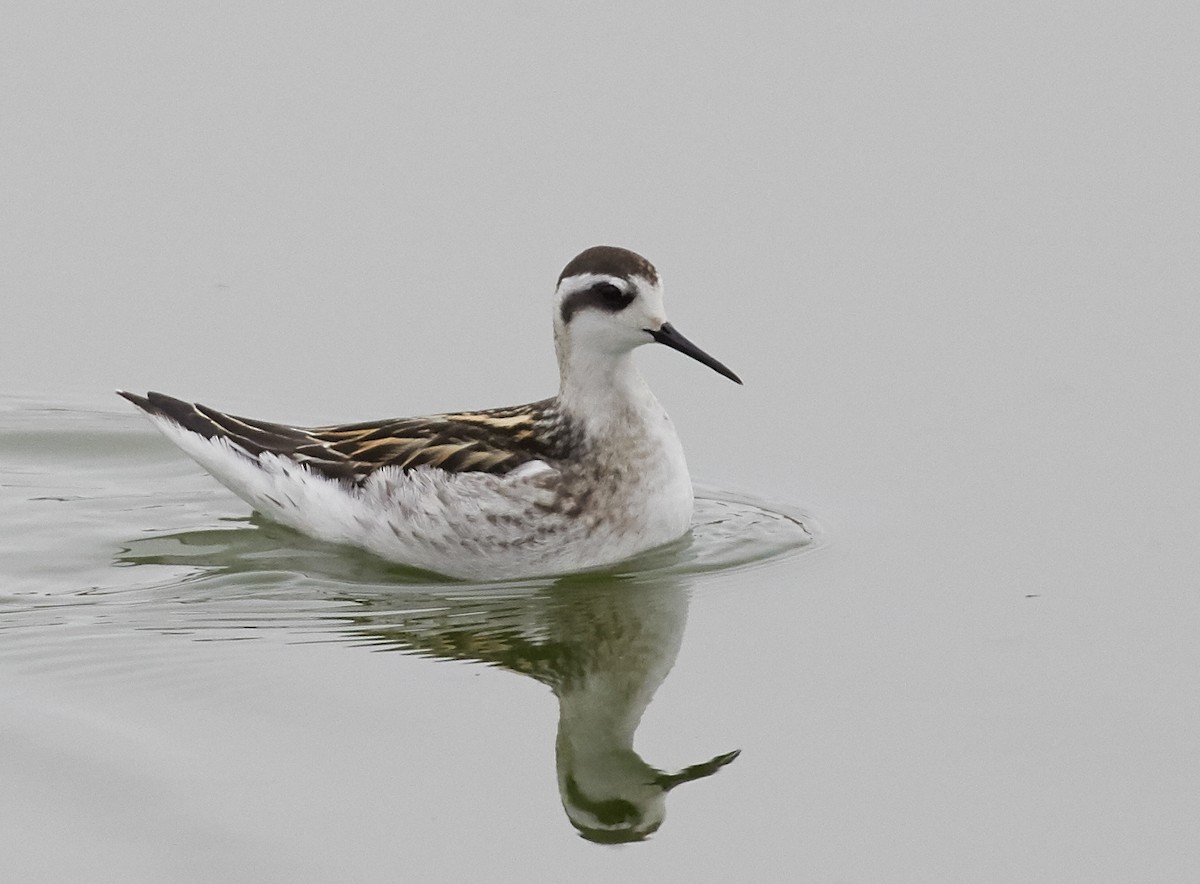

{"left": 343, "top": 576, "right": 739, "bottom": 843}
{"left": 118, "top": 521, "right": 740, "bottom": 843}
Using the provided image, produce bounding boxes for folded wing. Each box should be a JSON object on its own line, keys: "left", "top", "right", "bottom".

{"left": 118, "top": 390, "right": 558, "bottom": 483}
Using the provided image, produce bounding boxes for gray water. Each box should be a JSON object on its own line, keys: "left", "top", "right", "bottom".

{"left": 4, "top": 3, "right": 1200, "bottom": 882}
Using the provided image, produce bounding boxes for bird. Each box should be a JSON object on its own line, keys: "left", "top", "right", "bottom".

{"left": 119, "top": 246, "right": 741, "bottom": 580}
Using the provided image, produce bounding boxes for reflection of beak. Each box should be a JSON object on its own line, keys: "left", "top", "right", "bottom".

{"left": 646, "top": 323, "right": 743, "bottom": 385}
{"left": 653, "top": 748, "right": 741, "bottom": 791}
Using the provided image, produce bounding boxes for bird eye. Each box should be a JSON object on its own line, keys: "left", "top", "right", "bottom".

{"left": 559, "top": 279, "right": 635, "bottom": 322}
{"left": 592, "top": 282, "right": 628, "bottom": 304}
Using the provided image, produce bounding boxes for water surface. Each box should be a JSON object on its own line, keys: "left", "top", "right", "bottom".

{"left": 2, "top": 397, "right": 817, "bottom": 877}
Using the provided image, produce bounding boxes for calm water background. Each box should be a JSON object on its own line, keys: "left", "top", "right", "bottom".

{"left": 3, "top": 3, "right": 1199, "bottom": 881}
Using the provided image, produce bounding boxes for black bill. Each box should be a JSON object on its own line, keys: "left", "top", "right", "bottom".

{"left": 646, "top": 322, "right": 743, "bottom": 385}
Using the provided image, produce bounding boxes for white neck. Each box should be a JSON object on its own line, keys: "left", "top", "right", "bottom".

{"left": 555, "top": 340, "right": 658, "bottom": 435}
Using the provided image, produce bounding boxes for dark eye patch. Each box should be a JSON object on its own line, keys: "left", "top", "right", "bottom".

{"left": 559, "top": 280, "right": 636, "bottom": 323}
{"left": 591, "top": 282, "right": 626, "bottom": 304}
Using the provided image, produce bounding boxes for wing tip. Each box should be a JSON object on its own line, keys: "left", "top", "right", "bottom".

{"left": 116, "top": 389, "right": 150, "bottom": 410}
{"left": 116, "top": 389, "right": 203, "bottom": 429}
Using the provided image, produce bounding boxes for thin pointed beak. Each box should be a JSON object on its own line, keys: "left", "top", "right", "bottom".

{"left": 646, "top": 322, "right": 743, "bottom": 384}
{"left": 654, "top": 748, "right": 742, "bottom": 791}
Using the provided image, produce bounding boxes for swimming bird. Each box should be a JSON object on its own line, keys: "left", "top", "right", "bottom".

{"left": 119, "top": 246, "right": 741, "bottom": 580}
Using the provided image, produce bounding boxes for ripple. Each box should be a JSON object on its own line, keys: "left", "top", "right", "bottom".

{"left": 2, "top": 398, "right": 819, "bottom": 647}
{"left": 1, "top": 399, "right": 821, "bottom": 680}
{"left": 612, "top": 484, "right": 817, "bottom": 579}
{"left": 112, "top": 483, "right": 816, "bottom": 590}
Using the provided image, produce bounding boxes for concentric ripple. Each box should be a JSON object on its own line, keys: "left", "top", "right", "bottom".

{"left": 610, "top": 484, "right": 817, "bottom": 579}
{"left": 112, "top": 484, "right": 817, "bottom": 591}
{"left": 2, "top": 400, "right": 820, "bottom": 649}
{"left": 2, "top": 400, "right": 821, "bottom": 674}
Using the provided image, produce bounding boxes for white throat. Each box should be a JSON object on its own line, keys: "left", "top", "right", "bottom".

{"left": 555, "top": 335, "right": 659, "bottom": 436}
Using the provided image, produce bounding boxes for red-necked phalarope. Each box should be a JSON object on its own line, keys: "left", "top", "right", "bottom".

{"left": 119, "top": 246, "right": 741, "bottom": 580}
